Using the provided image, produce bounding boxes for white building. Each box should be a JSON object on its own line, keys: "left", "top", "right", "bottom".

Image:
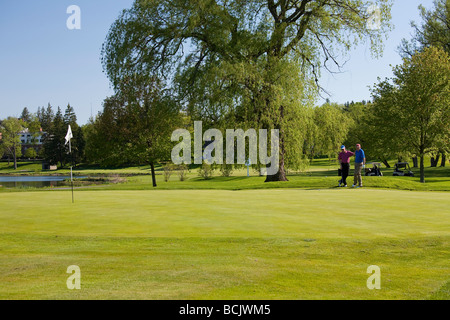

{"left": 18, "top": 128, "right": 45, "bottom": 155}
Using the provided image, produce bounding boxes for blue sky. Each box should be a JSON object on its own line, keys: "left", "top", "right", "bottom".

{"left": 0, "top": 1, "right": 433, "bottom": 125}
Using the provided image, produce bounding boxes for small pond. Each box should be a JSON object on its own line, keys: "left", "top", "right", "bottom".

{"left": 0, "top": 176, "right": 86, "bottom": 188}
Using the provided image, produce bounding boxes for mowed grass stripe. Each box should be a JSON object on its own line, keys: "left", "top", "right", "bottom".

{"left": 0, "top": 235, "right": 448, "bottom": 299}
{"left": 0, "top": 189, "right": 448, "bottom": 238}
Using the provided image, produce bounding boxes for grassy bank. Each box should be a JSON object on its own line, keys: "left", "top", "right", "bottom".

{"left": 1, "top": 158, "right": 449, "bottom": 192}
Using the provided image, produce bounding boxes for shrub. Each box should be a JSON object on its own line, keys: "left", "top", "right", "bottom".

{"left": 220, "top": 164, "right": 233, "bottom": 177}
{"left": 177, "top": 164, "right": 189, "bottom": 181}
{"left": 198, "top": 163, "right": 214, "bottom": 180}
{"left": 24, "top": 148, "right": 37, "bottom": 159}
{"left": 163, "top": 164, "right": 174, "bottom": 182}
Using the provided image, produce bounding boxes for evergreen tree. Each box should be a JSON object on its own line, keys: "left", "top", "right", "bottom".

{"left": 64, "top": 103, "right": 77, "bottom": 126}
{"left": 38, "top": 103, "right": 55, "bottom": 133}
{"left": 42, "top": 107, "right": 67, "bottom": 167}
{"left": 20, "top": 107, "right": 31, "bottom": 123}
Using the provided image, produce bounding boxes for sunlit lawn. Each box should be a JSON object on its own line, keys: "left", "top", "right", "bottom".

{"left": 0, "top": 189, "right": 448, "bottom": 299}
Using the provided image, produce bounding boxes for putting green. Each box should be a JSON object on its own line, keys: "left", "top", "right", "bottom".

{"left": 0, "top": 189, "right": 448, "bottom": 299}
{"left": 1, "top": 189, "right": 448, "bottom": 238}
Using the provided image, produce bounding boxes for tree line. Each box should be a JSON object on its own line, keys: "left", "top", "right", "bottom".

{"left": 0, "top": 104, "right": 85, "bottom": 170}
{"left": 94, "top": 0, "right": 448, "bottom": 184}
{"left": 1, "top": 0, "right": 448, "bottom": 185}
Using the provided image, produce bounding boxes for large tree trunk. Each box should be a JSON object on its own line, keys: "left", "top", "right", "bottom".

{"left": 264, "top": 157, "right": 288, "bottom": 182}
{"left": 430, "top": 154, "right": 440, "bottom": 167}
{"left": 412, "top": 156, "right": 418, "bottom": 168}
{"left": 435, "top": 154, "right": 440, "bottom": 167}
{"left": 265, "top": 105, "right": 288, "bottom": 182}
{"left": 265, "top": 130, "right": 288, "bottom": 182}
{"left": 150, "top": 162, "right": 157, "bottom": 187}
{"left": 382, "top": 158, "right": 391, "bottom": 168}
{"left": 441, "top": 153, "right": 446, "bottom": 167}
{"left": 420, "top": 154, "right": 425, "bottom": 183}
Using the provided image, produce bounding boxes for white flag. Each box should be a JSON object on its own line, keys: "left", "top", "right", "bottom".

{"left": 65, "top": 125, "right": 73, "bottom": 145}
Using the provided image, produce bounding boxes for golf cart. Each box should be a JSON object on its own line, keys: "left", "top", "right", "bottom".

{"left": 393, "top": 162, "right": 414, "bottom": 177}
{"left": 365, "top": 162, "right": 383, "bottom": 176}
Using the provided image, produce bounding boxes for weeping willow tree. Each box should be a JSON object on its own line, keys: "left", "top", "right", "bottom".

{"left": 102, "top": 0, "right": 392, "bottom": 181}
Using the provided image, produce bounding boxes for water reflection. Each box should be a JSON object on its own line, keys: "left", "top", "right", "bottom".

{"left": 0, "top": 176, "right": 86, "bottom": 188}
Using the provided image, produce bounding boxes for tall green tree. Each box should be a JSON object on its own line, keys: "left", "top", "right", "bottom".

{"left": 37, "top": 103, "right": 55, "bottom": 133}
{"left": 102, "top": 0, "right": 392, "bottom": 182}
{"left": 399, "top": 0, "right": 450, "bottom": 57}
{"left": 42, "top": 107, "right": 67, "bottom": 167}
{"left": 399, "top": 0, "right": 450, "bottom": 166}
{"left": 0, "top": 117, "right": 25, "bottom": 169}
{"left": 20, "top": 107, "right": 31, "bottom": 123}
{"left": 121, "top": 77, "right": 183, "bottom": 187}
{"left": 63, "top": 104, "right": 84, "bottom": 165}
{"left": 86, "top": 76, "right": 182, "bottom": 187}
{"left": 371, "top": 46, "right": 450, "bottom": 183}
{"left": 64, "top": 103, "right": 77, "bottom": 125}
{"left": 84, "top": 97, "right": 134, "bottom": 167}
{"left": 312, "top": 103, "right": 352, "bottom": 159}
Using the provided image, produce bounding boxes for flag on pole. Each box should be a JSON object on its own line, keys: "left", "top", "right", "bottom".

{"left": 65, "top": 125, "right": 73, "bottom": 145}
{"left": 65, "top": 125, "right": 75, "bottom": 203}
{"left": 65, "top": 125, "right": 73, "bottom": 153}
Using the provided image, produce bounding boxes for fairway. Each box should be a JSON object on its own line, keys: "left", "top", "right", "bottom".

{"left": 0, "top": 189, "right": 449, "bottom": 299}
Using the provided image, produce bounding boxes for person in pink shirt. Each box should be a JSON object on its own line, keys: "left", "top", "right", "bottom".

{"left": 338, "top": 145, "right": 355, "bottom": 187}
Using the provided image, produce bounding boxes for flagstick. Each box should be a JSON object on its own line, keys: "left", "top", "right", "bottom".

{"left": 65, "top": 125, "right": 74, "bottom": 204}
{"left": 69, "top": 139, "right": 74, "bottom": 204}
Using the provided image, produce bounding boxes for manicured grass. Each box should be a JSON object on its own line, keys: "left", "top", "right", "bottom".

{"left": 1, "top": 158, "right": 448, "bottom": 193}
{"left": 1, "top": 166, "right": 449, "bottom": 193}
{"left": 0, "top": 161, "right": 157, "bottom": 176}
{"left": 0, "top": 189, "right": 448, "bottom": 299}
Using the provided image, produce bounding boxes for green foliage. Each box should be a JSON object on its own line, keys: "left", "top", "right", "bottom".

{"left": 400, "top": 0, "right": 450, "bottom": 56}
{"left": 41, "top": 105, "right": 84, "bottom": 167}
{"left": 102, "top": 0, "right": 392, "bottom": 181}
{"left": 310, "top": 103, "right": 352, "bottom": 159}
{"left": 37, "top": 103, "right": 55, "bottom": 132}
{"left": 0, "top": 117, "right": 24, "bottom": 169}
{"left": 342, "top": 101, "right": 395, "bottom": 164}
{"left": 24, "top": 148, "right": 37, "bottom": 159}
{"left": 20, "top": 107, "right": 31, "bottom": 123}
{"left": 83, "top": 97, "right": 133, "bottom": 166}
{"left": 371, "top": 46, "right": 450, "bottom": 182}
{"left": 198, "top": 163, "right": 214, "bottom": 180}
{"left": 64, "top": 103, "right": 77, "bottom": 125}
{"left": 42, "top": 107, "right": 66, "bottom": 166}
{"left": 177, "top": 164, "right": 189, "bottom": 181}
{"left": 163, "top": 163, "right": 174, "bottom": 182}
{"left": 220, "top": 164, "right": 234, "bottom": 177}
{"left": 84, "top": 76, "right": 183, "bottom": 188}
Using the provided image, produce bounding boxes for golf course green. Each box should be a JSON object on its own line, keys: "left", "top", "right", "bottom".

{"left": 0, "top": 188, "right": 448, "bottom": 299}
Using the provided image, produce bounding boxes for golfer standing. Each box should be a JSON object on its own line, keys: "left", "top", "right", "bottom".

{"left": 338, "top": 145, "right": 354, "bottom": 187}
{"left": 353, "top": 144, "right": 366, "bottom": 188}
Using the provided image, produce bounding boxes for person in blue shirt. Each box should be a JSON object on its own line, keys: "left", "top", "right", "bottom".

{"left": 352, "top": 143, "right": 366, "bottom": 188}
